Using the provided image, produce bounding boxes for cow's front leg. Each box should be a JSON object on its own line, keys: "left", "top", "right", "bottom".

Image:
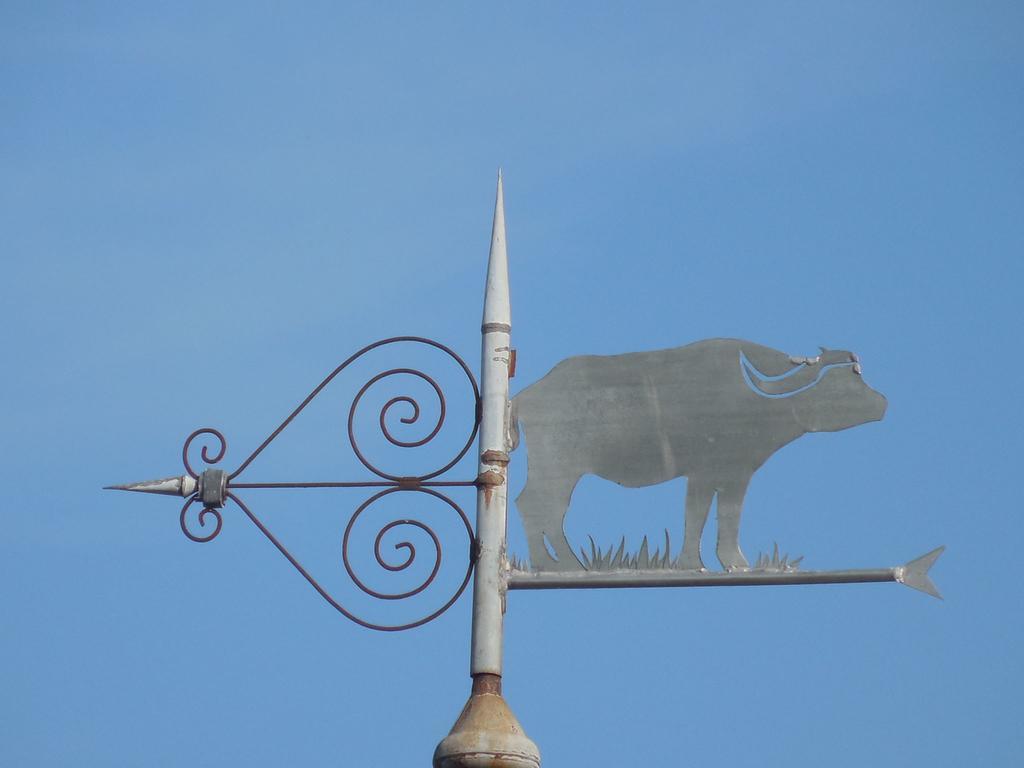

{"left": 516, "top": 473, "right": 582, "bottom": 572}
{"left": 677, "top": 478, "right": 714, "bottom": 570}
{"left": 715, "top": 476, "right": 751, "bottom": 571}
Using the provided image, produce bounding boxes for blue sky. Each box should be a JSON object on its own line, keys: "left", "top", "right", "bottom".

{"left": 2, "top": 3, "right": 1022, "bottom": 765}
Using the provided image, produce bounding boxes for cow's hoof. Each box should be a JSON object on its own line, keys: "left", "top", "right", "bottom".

{"left": 718, "top": 551, "right": 750, "bottom": 571}
{"left": 674, "top": 555, "right": 706, "bottom": 572}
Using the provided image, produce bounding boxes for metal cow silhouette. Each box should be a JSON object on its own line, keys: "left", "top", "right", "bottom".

{"left": 510, "top": 339, "right": 887, "bottom": 572}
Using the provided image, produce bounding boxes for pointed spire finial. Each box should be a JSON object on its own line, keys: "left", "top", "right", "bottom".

{"left": 482, "top": 169, "right": 510, "bottom": 331}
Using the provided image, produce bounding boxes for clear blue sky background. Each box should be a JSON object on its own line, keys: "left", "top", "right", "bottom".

{"left": 3, "top": 3, "right": 1021, "bottom": 766}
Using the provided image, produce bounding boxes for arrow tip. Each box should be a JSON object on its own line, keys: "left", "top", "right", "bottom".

{"left": 897, "top": 545, "right": 945, "bottom": 599}
{"left": 103, "top": 475, "right": 196, "bottom": 497}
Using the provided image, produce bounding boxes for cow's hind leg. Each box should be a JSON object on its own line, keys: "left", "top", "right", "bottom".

{"left": 516, "top": 470, "right": 581, "bottom": 572}
{"left": 677, "top": 478, "right": 714, "bottom": 570}
{"left": 715, "top": 476, "right": 751, "bottom": 571}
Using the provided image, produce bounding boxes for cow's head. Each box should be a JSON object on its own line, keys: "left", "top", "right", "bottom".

{"left": 742, "top": 347, "right": 887, "bottom": 432}
{"left": 790, "top": 356, "right": 887, "bottom": 433}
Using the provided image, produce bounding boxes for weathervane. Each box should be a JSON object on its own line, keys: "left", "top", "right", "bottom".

{"left": 108, "top": 172, "right": 942, "bottom": 767}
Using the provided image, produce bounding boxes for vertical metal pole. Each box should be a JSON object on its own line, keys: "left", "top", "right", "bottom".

{"left": 472, "top": 169, "right": 511, "bottom": 678}
{"left": 434, "top": 172, "right": 540, "bottom": 768}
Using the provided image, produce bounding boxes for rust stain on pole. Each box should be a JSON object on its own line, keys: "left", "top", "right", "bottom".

{"left": 476, "top": 469, "right": 506, "bottom": 505}
{"left": 482, "top": 450, "right": 510, "bottom": 465}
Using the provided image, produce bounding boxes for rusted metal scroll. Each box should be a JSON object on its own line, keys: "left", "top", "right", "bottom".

{"left": 109, "top": 336, "right": 482, "bottom": 631}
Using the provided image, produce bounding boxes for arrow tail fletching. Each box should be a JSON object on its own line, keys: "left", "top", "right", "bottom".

{"left": 896, "top": 546, "right": 945, "bottom": 599}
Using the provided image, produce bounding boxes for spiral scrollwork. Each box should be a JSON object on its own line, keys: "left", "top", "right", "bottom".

{"left": 378, "top": 387, "right": 441, "bottom": 448}
{"left": 349, "top": 368, "right": 459, "bottom": 479}
{"left": 177, "top": 428, "right": 230, "bottom": 542}
{"left": 182, "top": 428, "right": 227, "bottom": 478}
{"left": 342, "top": 488, "right": 473, "bottom": 604}
{"left": 228, "top": 337, "right": 479, "bottom": 482}
{"left": 164, "top": 337, "right": 480, "bottom": 631}
{"left": 230, "top": 490, "right": 475, "bottom": 632}
{"left": 179, "top": 496, "right": 223, "bottom": 543}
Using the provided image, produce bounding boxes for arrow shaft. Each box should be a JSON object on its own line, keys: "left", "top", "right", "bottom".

{"left": 228, "top": 480, "right": 477, "bottom": 489}
{"left": 506, "top": 567, "right": 898, "bottom": 590}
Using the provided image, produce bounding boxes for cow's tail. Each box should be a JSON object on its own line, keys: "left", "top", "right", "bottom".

{"left": 507, "top": 397, "right": 521, "bottom": 451}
